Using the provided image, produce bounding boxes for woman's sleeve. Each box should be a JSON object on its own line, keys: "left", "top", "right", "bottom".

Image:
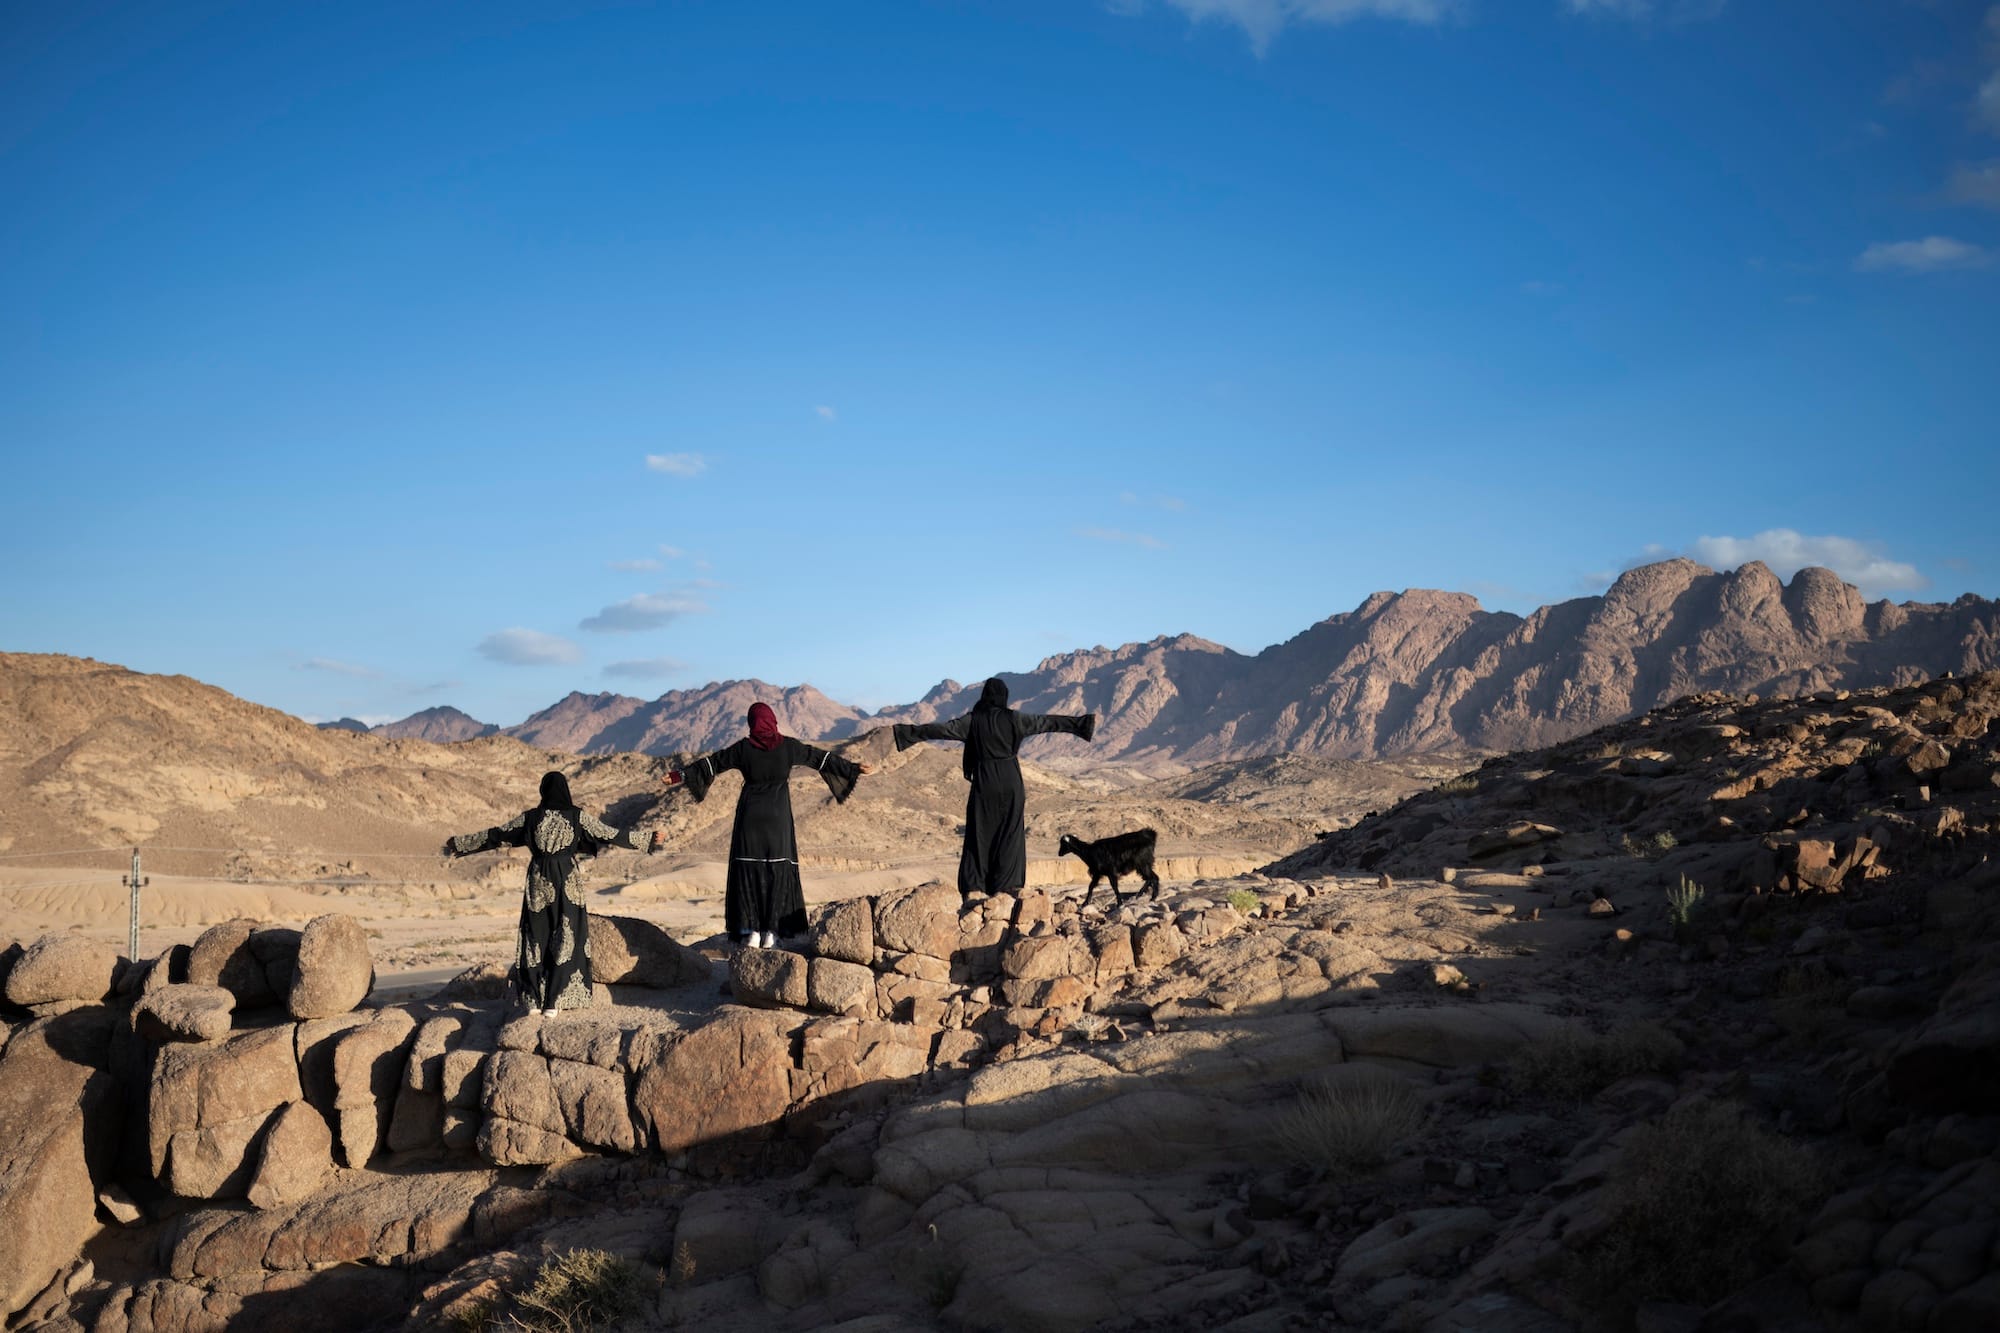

{"left": 579, "top": 811, "right": 639, "bottom": 852}
{"left": 892, "top": 715, "right": 971, "bottom": 751}
{"left": 1017, "top": 712, "right": 1096, "bottom": 741}
{"left": 679, "top": 744, "right": 738, "bottom": 803}
{"left": 446, "top": 811, "right": 529, "bottom": 856}
{"left": 793, "top": 740, "right": 864, "bottom": 805}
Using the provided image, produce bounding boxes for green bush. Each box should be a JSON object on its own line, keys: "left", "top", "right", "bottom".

{"left": 1666, "top": 876, "right": 1705, "bottom": 937}
{"left": 1435, "top": 775, "right": 1479, "bottom": 795}
{"left": 506, "top": 1249, "right": 653, "bottom": 1333}
{"left": 1226, "top": 887, "right": 1261, "bottom": 915}
{"left": 1508, "top": 1023, "right": 1683, "bottom": 1104}
{"left": 1271, "top": 1074, "right": 1425, "bottom": 1177}
{"left": 1564, "top": 1101, "right": 1825, "bottom": 1316}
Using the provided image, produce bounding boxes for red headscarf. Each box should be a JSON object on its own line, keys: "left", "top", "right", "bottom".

{"left": 747, "top": 702, "right": 783, "bottom": 751}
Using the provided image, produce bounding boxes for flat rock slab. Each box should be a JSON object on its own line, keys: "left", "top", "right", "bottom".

{"left": 133, "top": 985, "right": 235, "bottom": 1043}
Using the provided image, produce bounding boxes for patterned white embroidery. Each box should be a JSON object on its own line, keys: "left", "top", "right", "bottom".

{"left": 556, "top": 916, "right": 576, "bottom": 966}
{"left": 580, "top": 812, "right": 620, "bottom": 842}
{"left": 526, "top": 867, "right": 556, "bottom": 912}
{"left": 534, "top": 811, "right": 576, "bottom": 854}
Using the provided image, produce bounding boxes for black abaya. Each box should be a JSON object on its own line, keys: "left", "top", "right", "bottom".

{"left": 679, "top": 737, "right": 862, "bottom": 938}
{"left": 892, "top": 679, "right": 1095, "bottom": 895}
{"left": 445, "top": 777, "right": 636, "bottom": 1011}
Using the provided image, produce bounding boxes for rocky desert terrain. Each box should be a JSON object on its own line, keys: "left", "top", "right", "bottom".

{"left": 3, "top": 652, "right": 1999, "bottom": 1333}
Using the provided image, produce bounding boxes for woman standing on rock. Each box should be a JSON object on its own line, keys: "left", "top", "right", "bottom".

{"left": 663, "top": 702, "right": 872, "bottom": 950}
{"left": 441, "top": 771, "right": 637, "bottom": 1015}
{"left": 892, "top": 677, "right": 1096, "bottom": 896}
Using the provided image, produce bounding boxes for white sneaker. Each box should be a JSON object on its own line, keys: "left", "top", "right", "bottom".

{"left": 541, "top": 1009, "right": 558, "bottom": 1017}
{"left": 764, "top": 931, "right": 779, "bottom": 948}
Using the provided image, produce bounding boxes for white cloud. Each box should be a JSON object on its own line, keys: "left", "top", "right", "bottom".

{"left": 1077, "top": 526, "right": 1167, "bottom": 550}
{"left": 609, "top": 558, "right": 664, "bottom": 572}
{"left": 1948, "top": 160, "right": 2000, "bottom": 209}
{"left": 477, "top": 628, "right": 583, "bottom": 666}
{"left": 297, "top": 657, "right": 377, "bottom": 678}
{"left": 645, "top": 453, "right": 707, "bottom": 477}
{"left": 1687, "top": 529, "right": 1928, "bottom": 598}
{"left": 658, "top": 545, "right": 686, "bottom": 559}
{"left": 1982, "top": 69, "right": 2000, "bottom": 134}
{"left": 603, "top": 657, "right": 689, "bottom": 680}
{"left": 814, "top": 405, "right": 837, "bottom": 421}
{"left": 1854, "top": 236, "right": 1993, "bottom": 273}
{"left": 1121, "top": 0, "right": 1459, "bottom": 55}
{"left": 1562, "top": 0, "right": 1727, "bottom": 18}
{"left": 578, "top": 590, "right": 709, "bottom": 633}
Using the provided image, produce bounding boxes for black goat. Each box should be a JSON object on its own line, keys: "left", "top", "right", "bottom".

{"left": 1057, "top": 828, "right": 1162, "bottom": 900}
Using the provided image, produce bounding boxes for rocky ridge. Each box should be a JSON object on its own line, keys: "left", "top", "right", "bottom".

{"left": 370, "top": 559, "right": 2000, "bottom": 772}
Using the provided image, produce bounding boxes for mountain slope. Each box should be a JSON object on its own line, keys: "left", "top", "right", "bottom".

{"left": 368, "top": 559, "right": 2000, "bottom": 769}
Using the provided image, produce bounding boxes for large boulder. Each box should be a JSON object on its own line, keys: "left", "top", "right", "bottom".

{"left": 874, "top": 884, "right": 962, "bottom": 962}
{"left": 132, "top": 985, "right": 235, "bottom": 1043}
{"left": 149, "top": 1024, "right": 302, "bottom": 1198}
{"left": 245, "top": 1100, "right": 334, "bottom": 1210}
{"left": 3, "top": 934, "right": 119, "bottom": 1008}
{"left": 731, "top": 949, "right": 809, "bottom": 1009}
{"left": 187, "top": 920, "right": 297, "bottom": 1009}
{"left": 478, "top": 1049, "right": 580, "bottom": 1166}
{"left": 287, "top": 914, "right": 373, "bottom": 1019}
{"left": 0, "top": 1009, "right": 121, "bottom": 1320}
{"left": 1890, "top": 951, "right": 2000, "bottom": 1112}
{"left": 808, "top": 899, "right": 875, "bottom": 966}
{"left": 634, "top": 1009, "right": 799, "bottom": 1153}
{"left": 592, "top": 915, "right": 712, "bottom": 988}
{"left": 330, "top": 1008, "right": 418, "bottom": 1167}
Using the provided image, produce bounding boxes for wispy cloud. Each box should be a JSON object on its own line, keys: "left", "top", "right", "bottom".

{"left": 1855, "top": 236, "right": 1993, "bottom": 273}
{"left": 609, "top": 558, "right": 664, "bottom": 572}
{"left": 578, "top": 589, "right": 709, "bottom": 633}
{"left": 1118, "top": 490, "right": 1189, "bottom": 512}
{"left": 1948, "top": 160, "right": 2000, "bottom": 210}
{"left": 297, "top": 657, "right": 378, "bottom": 678}
{"left": 1563, "top": 0, "right": 1727, "bottom": 19}
{"left": 1114, "top": 0, "right": 1461, "bottom": 55}
{"left": 1077, "top": 526, "right": 1167, "bottom": 550}
{"left": 603, "top": 657, "right": 689, "bottom": 680}
{"left": 645, "top": 452, "right": 707, "bottom": 477}
{"left": 477, "top": 628, "right": 583, "bottom": 666}
{"left": 1519, "top": 278, "right": 1563, "bottom": 295}
{"left": 814, "top": 405, "right": 837, "bottom": 421}
{"left": 1685, "top": 529, "right": 1928, "bottom": 598}
{"left": 658, "top": 545, "right": 686, "bottom": 559}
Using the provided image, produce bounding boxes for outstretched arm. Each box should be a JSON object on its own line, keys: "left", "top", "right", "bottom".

{"left": 892, "top": 715, "right": 971, "bottom": 751}
{"left": 664, "top": 743, "right": 743, "bottom": 803}
{"left": 1018, "top": 712, "right": 1097, "bottom": 741}
{"left": 790, "top": 740, "right": 873, "bottom": 804}
{"left": 442, "top": 811, "right": 529, "bottom": 858}
{"left": 578, "top": 811, "right": 640, "bottom": 852}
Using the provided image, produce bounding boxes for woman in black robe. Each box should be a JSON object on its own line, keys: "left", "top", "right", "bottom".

{"left": 442, "top": 771, "right": 637, "bottom": 1015}
{"left": 665, "top": 702, "right": 871, "bottom": 948}
{"left": 892, "top": 677, "right": 1096, "bottom": 896}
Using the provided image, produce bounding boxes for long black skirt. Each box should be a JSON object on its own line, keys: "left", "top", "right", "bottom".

{"left": 725, "top": 861, "right": 808, "bottom": 939}
{"left": 516, "top": 895, "right": 592, "bottom": 1011}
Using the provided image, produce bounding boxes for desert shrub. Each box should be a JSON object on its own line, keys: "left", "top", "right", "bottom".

{"left": 1271, "top": 1074, "right": 1425, "bottom": 1177}
{"left": 1508, "top": 1022, "right": 1683, "bottom": 1104}
{"left": 1435, "top": 775, "right": 1479, "bottom": 795}
{"left": 506, "top": 1249, "right": 653, "bottom": 1333}
{"left": 1226, "top": 887, "right": 1261, "bottom": 915}
{"left": 1666, "top": 876, "right": 1705, "bottom": 938}
{"left": 1771, "top": 961, "right": 1847, "bottom": 1049}
{"left": 448, "top": 1300, "right": 496, "bottom": 1333}
{"left": 1650, "top": 830, "right": 1678, "bottom": 853}
{"left": 1564, "top": 1101, "right": 1826, "bottom": 1316}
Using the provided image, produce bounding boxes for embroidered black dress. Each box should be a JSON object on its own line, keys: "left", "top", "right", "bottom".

{"left": 444, "top": 773, "right": 636, "bottom": 1011}
{"left": 679, "top": 737, "right": 863, "bottom": 938}
{"left": 892, "top": 677, "right": 1095, "bottom": 895}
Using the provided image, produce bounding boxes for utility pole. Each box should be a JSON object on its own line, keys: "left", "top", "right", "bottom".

{"left": 122, "top": 847, "right": 148, "bottom": 961}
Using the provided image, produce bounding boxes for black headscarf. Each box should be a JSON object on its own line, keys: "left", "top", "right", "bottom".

{"left": 537, "top": 771, "right": 574, "bottom": 809}
{"left": 974, "top": 677, "right": 1009, "bottom": 712}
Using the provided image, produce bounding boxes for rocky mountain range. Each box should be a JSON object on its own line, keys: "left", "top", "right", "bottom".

{"left": 361, "top": 558, "right": 2000, "bottom": 770}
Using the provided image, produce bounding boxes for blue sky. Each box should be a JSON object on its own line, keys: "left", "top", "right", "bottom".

{"left": 3, "top": 0, "right": 1996, "bottom": 725}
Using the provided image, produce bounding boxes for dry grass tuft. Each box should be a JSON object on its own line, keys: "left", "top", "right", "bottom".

{"left": 1271, "top": 1074, "right": 1425, "bottom": 1176}
{"left": 1564, "top": 1100, "right": 1825, "bottom": 1316}
{"left": 502, "top": 1249, "right": 654, "bottom": 1333}
{"left": 1508, "top": 1022, "right": 1683, "bottom": 1103}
